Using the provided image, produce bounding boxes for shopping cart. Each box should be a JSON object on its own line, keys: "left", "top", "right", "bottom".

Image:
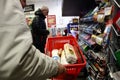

{"left": 45, "top": 36, "right": 86, "bottom": 80}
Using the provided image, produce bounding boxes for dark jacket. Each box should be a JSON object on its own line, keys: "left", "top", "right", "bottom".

{"left": 31, "top": 9, "right": 49, "bottom": 53}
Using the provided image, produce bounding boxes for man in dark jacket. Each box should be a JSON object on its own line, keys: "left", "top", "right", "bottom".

{"left": 31, "top": 6, "right": 49, "bottom": 53}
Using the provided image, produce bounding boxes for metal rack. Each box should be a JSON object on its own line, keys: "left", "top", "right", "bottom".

{"left": 112, "top": 25, "right": 120, "bottom": 37}
{"left": 113, "top": 0, "right": 120, "bottom": 8}
{"left": 78, "top": 1, "right": 120, "bottom": 79}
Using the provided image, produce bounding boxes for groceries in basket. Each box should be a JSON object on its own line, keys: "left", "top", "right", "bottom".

{"left": 52, "top": 49, "right": 61, "bottom": 63}
{"left": 51, "top": 43, "right": 78, "bottom": 64}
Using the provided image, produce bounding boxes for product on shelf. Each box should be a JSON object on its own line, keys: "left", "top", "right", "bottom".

{"left": 94, "top": 62, "right": 105, "bottom": 76}
{"left": 91, "top": 34, "right": 103, "bottom": 45}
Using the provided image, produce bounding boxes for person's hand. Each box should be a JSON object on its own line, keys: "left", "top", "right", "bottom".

{"left": 54, "top": 63, "right": 66, "bottom": 77}
{"left": 58, "top": 63, "right": 66, "bottom": 74}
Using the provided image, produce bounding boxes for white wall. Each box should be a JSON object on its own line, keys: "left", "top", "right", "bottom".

{"left": 27, "top": 0, "right": 79, "bottom": 28}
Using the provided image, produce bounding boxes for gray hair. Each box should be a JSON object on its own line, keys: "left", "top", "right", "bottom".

{"left": 41, "top": 6, "right": 49, "bottom": 11}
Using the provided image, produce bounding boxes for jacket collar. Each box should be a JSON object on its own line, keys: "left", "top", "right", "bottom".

{"left": 35, "top": 9, "right": 46, "bottom": 19}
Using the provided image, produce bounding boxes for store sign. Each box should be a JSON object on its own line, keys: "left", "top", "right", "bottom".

{"left": 24, "top": 4, "right": 34, "bottom": 12}
{"left": 47, "top": 15, "right": 56, "bottom": 28}
{"left": 70, "top": 24, "right": 78, "bottom": 31}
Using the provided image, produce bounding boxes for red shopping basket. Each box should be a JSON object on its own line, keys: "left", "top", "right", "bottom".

{"left": 45, "top": 36, "right": 86, "bottom": 80}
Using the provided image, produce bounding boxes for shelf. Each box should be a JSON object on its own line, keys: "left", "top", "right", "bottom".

{"left": 112, "top": 25, "right": 120, "bottom": 37}
{"left": 79, "top": 36, "right": 95, "bottom": 48}
{"left": 107, "top": 63, "right": 120, "bottom": 80}
{"left": 78, "top": 1, "right": 120, "bottom": 79}
{"left": 111, "top": 25, "right": 120, "bottom": 50}
{"left": 87, "top": 76, "right": 93, "bottom": 80}
{"left": 112, "top": 71, "right": 120, "bottom": 80}
{"left": 109, "top": 45, "right": 117, "bottom": 61}
{"left": 113, "top": 0, "right": 120, "bottom": 8}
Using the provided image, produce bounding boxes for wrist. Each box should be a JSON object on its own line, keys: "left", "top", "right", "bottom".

{"left": 57, "top": 63, "right": 66, "bottom": 75}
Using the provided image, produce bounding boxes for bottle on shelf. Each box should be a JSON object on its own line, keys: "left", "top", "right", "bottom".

{"left": 91, "top": 34, "right": 103, "bottom": 45}
{"left": 94, "top": 62, "right": 105, "bottom": 76}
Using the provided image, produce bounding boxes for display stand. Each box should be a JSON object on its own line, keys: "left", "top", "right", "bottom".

{"left": 78, "top": 1, "right": 120, "bottom": 79}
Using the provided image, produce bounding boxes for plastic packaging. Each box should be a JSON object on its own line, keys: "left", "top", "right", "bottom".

{"left": 64, "top": 43, "right": 77, "bottom": 64}
{"left": 52, "top": 49, "right": 60, "bottom": 62}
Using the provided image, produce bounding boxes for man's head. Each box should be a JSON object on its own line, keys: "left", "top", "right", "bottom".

{"left": 41, "top": 6, "right": 49, "bottom": 16}
{"left": 20, "top": 0, "right": 26, "bottom": 8}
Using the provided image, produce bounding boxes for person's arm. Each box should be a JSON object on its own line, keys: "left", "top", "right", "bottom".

{"left": 0, "top": 0, "right": 65, "bottom": 80}
{"left": 19, "top": 45, "right": 65, "bottom": 79}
